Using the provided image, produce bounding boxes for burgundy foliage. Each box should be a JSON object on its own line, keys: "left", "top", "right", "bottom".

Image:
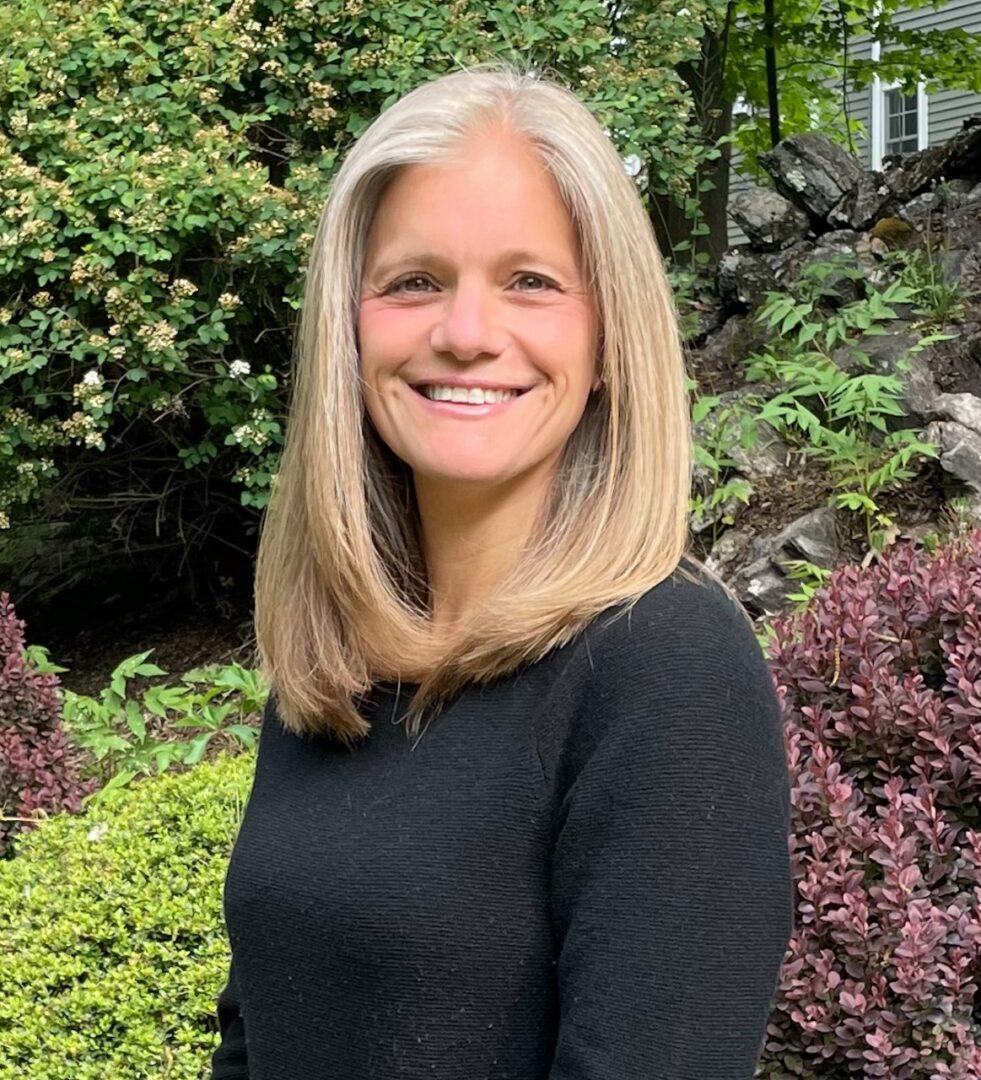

{"left": 0, "top": 592, "right": 99, "bottom": 859}
{"left": 757, "top": 530, "right": 981, "bottom": 1078}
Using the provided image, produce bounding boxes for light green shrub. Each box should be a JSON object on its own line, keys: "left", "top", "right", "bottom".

{"left": 0, "top": 750, "right": 254, "bottom": 1080}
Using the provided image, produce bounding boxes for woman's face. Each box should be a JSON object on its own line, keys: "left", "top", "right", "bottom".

{"left": 358, "top": 128, "right": 600, "bottom": 494}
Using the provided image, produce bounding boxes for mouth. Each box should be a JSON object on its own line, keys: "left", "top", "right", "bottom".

{"left": 410, "top": 383, "right": 532, "bottom": 406}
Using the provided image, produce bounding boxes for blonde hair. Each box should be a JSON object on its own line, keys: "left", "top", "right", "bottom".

{"left": 254, "top": 59, "right": 726, "bottom": 745}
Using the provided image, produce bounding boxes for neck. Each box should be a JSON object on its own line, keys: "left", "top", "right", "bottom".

{"left": 414, "top": 467, "right": 553, "bottom": 628}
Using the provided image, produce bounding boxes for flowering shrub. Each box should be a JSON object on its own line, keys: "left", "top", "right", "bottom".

{"left": 757, "top": 529, "right": 981, "bottom": 1079}
{"left": 0, "top": 593, "right": 99, "bottom": 859}
{"left": 0, "top": 0, "right": 714, "bottom": 551}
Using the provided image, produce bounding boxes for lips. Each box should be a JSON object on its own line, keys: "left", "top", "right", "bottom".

{"left": 409, "top": 380, "right": 532, "bottom": 394}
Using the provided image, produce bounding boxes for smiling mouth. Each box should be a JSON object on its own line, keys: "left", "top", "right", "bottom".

{"left": 412, "top": 385, "right": 530, "bottom": 405}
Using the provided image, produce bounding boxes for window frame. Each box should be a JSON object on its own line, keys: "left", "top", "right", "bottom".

{"left": 870, "top": 77, "right": 929, "bottom": 170}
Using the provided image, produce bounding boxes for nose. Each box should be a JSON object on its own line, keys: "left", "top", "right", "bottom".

{"left": 428, "top": 276, "right": 507, "bottom": 364}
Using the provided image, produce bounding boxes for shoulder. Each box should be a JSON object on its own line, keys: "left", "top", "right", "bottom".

{"left": 534, "top": 560, "right": 787, "bottom": 812}
{"left": 583, "top": 558, "right": 761, "bottom": 678}
{"left": 575, "top": 559, "right": 782, "bottom": 763}
{"left": 535, "top": 559, "right": 777, "bottom": 762}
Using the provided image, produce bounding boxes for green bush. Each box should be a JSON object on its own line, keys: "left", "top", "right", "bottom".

{"left": 0, "top": 750, "right": 254, "bottom": 1080}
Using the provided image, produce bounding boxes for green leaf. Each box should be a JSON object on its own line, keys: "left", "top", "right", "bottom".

{"left": 183, "top": 731, "right": 215, "bottom": 766}
{"left": 124, "top": 700, "right": 147, "bottom": 741}
{"left": 135, "top": 663, "right": 167, "bottom": 676}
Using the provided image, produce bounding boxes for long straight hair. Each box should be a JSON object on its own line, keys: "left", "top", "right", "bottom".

{"left": 254, "top": 59, "right": 721, "bottom": 745}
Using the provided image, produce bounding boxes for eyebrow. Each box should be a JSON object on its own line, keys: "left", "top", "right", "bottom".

{"left": 366, "top": 248, "right": 579, "bottom": 283}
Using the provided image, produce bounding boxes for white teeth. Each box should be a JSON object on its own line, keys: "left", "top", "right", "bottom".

{"left": 420, "top": 385, "right": 519, "bottom": 405}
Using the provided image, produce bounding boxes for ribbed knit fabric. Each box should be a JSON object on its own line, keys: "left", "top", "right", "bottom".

{"left": 210, "top": 564, "right": 795, "bottom": 1079}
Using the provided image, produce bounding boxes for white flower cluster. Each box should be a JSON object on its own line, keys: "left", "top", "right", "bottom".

{"left": 62, "top": 410, "right": 103, "bottom": 448}
{"left": 228, "top": 359, "right": 251, "bottom": 378}
{"left": 69, "top": 255, "right": 111, "bottom": 289}
{"left": 105, "top": 286, "right": 143, "bottom": 322}
{"left": 231, "top": 407, "right": 275, "bottom": 448}
{"left": 73, "top": 370, "right": 109, "bottom": 407}
{"left": 135, "top": 319, "right": 178, "bottom": 353}
{"left": 217, "top": 292, "right": 242, "bottom": 311}
{"left": 31, "top": 291, "right": 52, "bottom": 308}
{"left": 169, "top": 278, "right": 198, "bottom": 300}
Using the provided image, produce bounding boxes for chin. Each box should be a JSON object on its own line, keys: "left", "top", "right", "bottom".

{"left": 412, "top": 458, "right": 522, "bottom": 488}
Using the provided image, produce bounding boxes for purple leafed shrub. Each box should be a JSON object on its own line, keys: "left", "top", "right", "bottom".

{"left": 758, "top": 529, "right": 981, "bottom": 1079}
{"left": 0, "top": 592, "right": 99, "bottom": 859}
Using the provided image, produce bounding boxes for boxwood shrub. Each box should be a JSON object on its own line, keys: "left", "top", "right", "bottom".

{"left": 0, "top": 749, "right": 254, "bottom": 1080}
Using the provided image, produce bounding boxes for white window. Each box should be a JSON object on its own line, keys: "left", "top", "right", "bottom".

{"left": 870, "top": 79, "right": 928, "bottom": 170}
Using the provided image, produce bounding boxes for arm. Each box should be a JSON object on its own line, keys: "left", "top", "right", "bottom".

{"left": 547, "top": 581, "right": 794, "bottom": 1079}
{"left": 210, "top": 949, "right": 249, "bottom": 1078}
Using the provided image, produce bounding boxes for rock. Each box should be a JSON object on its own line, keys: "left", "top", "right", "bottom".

{"left": 937, "top": 247, "right": 973, "bottom": 284}
{"left": 689, "top": 481, "right": 754, "bottom": 535}
{"left": 795, "top": 230, "right": 885, "bottom": 301}
{"left": 728, "top": 422, "right": 790, "bottom": 480}
{"left": 900, "top": 190, "right": 945, "bottom": 232}
{"left": 831, "top": 319, "right": 942, "bottom": 427}
{"left": 827, "top": 170, "right": 893, "bottom": 230}
{"left": 691, "top": 315, "right": 773, "bottom": 385}
{"left": 941, "top": 201, "right": 981, "bottom": 248}
{"left": 901, "top": 352, "right": 944, "bottom": 423}
{"left": 884, "top": 117, "right": 981, "bottom": 203}
{"left": 716, "top": 244, "right": 807, "bottom": 311}
{"left": 729, "top": 507, "right": 844, "bottom": 615}
{"left": 729, "top": 185, "right": 810, "bottom": 250}
{"left": 933, "top": 392, "right": 981, "bottom": 434}
{"left": 923, "top": 420, "right": 981, "bottom": 493}
{"left": 769, "top": 506, "right": 842, "bottom": 569}
{"left": 760, "top": 133, "right": 865, "bottom": 223}
{"left": 733, "top": 553, "right": 791, "bottom": 614}
{"left": 691, "top": 385, "right": 787, "bottom": 482}
{"left": 703, "top": 526, "right": 756, "bottom": 580}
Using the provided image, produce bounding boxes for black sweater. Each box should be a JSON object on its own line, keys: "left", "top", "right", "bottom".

{"left": 210, "top": 566, "right": 794, "bottom": 1079}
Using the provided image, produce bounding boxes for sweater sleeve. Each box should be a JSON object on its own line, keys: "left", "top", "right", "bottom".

{"left": 210, "top": 952, "right": 249, "bottom": 1079}
{"left": 546, "top": 580, "right": 794, "bottom": 1079}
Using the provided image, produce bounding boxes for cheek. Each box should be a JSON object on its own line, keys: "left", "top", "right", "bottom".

{"left": 358, "top": 301, "right": 424, "bottom": 363}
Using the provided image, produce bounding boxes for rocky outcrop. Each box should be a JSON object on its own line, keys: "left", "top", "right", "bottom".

{"left": 696, "top": 119, "right": 981, "bottom": 616}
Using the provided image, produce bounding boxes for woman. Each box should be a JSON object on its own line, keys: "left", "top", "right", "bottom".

{"left": 211, "top": 61, "right": 793, "bottom": 1080}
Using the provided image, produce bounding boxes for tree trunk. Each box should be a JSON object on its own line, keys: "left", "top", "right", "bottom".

{"left": 650, "top": 9, "right": 734, "bottom": 270}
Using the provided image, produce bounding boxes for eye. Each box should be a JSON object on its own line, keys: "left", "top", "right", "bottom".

{"left": 386, "top": 274, "right": 434, "bottom": 294}
{"left": 513, "top": 273, "right": 554, "bottom": 292}
{"left": 384, "top": 272, "right": 557, "bottom": 295}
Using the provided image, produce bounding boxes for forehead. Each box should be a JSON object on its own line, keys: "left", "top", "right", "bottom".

{"left": 364, "top": 142, "right": 584, "bottom": 275}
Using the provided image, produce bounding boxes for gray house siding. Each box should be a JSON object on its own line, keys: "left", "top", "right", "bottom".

{"left": 726, "top": 1, "right": 981, "bottom": 247}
